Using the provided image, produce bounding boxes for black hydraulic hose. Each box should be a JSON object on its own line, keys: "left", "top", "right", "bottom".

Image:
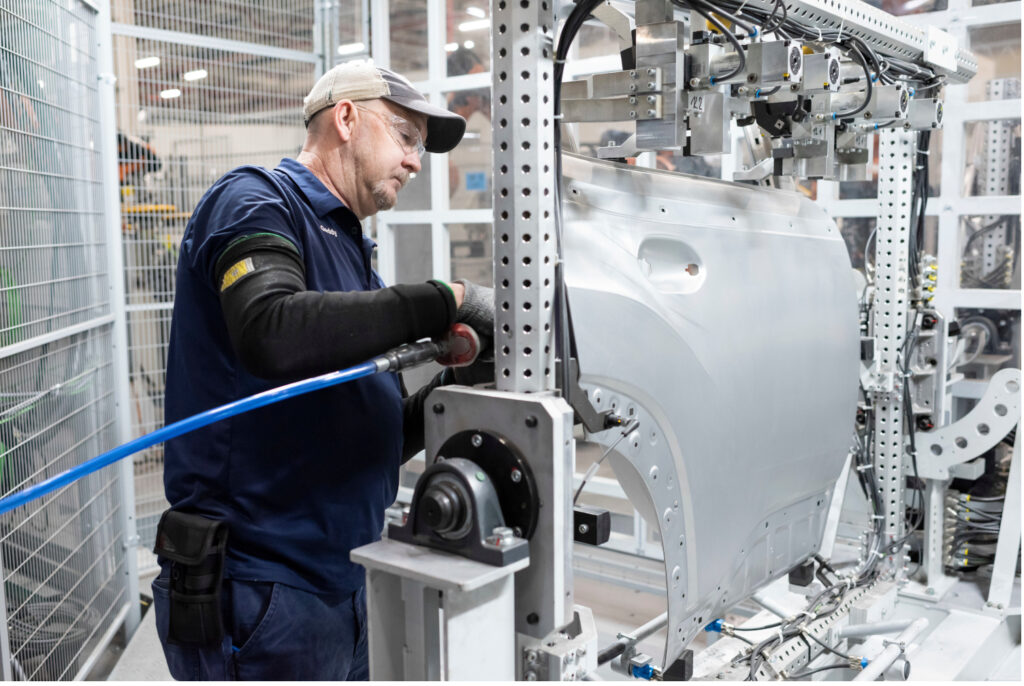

{"left": 597, "top": 641, "right": 628, "bottom": 666}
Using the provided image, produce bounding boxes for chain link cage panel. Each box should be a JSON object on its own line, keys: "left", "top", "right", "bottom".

{"left": 110, "top": 2, "right": 317, "bottom": 562}
{"left": 0, "top": 0, "right": 131, "bottom": 680}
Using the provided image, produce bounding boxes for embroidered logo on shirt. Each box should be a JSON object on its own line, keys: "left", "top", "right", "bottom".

{"left": 320, "top": 224, "right": 338, "bottom": 237}
{"left": 220, "top": 257, "right": 255, "bottom": 291}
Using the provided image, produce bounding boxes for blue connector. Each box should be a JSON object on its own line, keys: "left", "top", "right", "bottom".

{"left": 631, "top": 663, "right": 655, "bottom": 680}
{"left": 870, "top": 72, "right": 878, "bottom": 82}
{"left": 860, "top": 658, "right": 869, "bottom": 669}
{"left": 751, "top": 27, "right": 759, "bottom": 38}
{"left": 704, "top": 619, "right": 724, "bottom": 633}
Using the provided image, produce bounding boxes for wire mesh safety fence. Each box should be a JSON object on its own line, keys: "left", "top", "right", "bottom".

{"left": 113, "top": 0, "right": 316, "bottom": 52}
{"left": 0, "top": 0, "right": 133, "bottom": 680}
{"left": 0, "top": 0, "right": 111, "bottom": 348}
{"left": 0, "top": 329, "right": 124, "bottom": 681}
{"left": 109, "top": 2, "right": 319, "bottom": 564}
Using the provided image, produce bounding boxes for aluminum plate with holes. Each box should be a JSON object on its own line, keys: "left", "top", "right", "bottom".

{"left": 561, "top": 152, "right": 859, "bottom": 668}
{"left": 917, "top": 368, "right": 1021, "bottom": 480}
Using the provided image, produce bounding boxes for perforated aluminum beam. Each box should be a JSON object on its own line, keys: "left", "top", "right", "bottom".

{"left": 491, "top": 0, "right": 558, "bottom": 393}
{"left": 872, "top": 130, "right": 916, "bottom": 554}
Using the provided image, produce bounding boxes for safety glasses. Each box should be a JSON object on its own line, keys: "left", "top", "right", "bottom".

{"left": 355, "top": 105, "right": 426, "bottom": 159}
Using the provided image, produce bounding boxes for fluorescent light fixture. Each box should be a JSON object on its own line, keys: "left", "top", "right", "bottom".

{"left": 337, "top": 41, "right": 366, "bottom": 56}
{"left": 458, "top": 19, "right": 489, "bottom": 32}
{"left": 135, "top": 56, "right": 160, "bottom": 69}
{"left": 444, "top": 42, "right": 459, "bottom": 52}
{"left": 463, "top": 40, "right": 475, "bottom": 49}
{"left": 465, "top": 6, "right": 485, "bottom": 17}
{"left": 160, "top": 88, "right": 182, "bottom": 99}
{"left": 182, "top": 68, "right": 207, "bottom": 81}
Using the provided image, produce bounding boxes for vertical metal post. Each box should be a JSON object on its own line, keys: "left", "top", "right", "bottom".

{"left": 97, "top": 0, "right": 142, "bottom": 637}
{"left": 427, "top": 0, "right": 450, "bottom": 281}
{"left": 871, "top": 130, "right": 916, "bottom": 569}
{"left": 977, "top": 79, "right": 1018, "bottom": 279}
{"left": 492, "top": 0, "right": 557, "bottom": 392}
{"left": 0, "top": 550, "right": 12, "bottom": 679}
{"left": 986, "top": 427, "right": 1021, "bottom": 611}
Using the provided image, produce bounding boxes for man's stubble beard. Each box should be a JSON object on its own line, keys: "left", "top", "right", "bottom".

{"left": 371, "top": 179, "right": 397, "bottom": 211}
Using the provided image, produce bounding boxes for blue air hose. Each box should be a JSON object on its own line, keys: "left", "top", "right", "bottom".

{"left": 0, "top": 334, "right": 460, "bottom": 516}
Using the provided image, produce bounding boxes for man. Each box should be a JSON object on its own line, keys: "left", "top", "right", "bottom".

{"left": 153, "top": 60, "right": 492, "bottom": 680}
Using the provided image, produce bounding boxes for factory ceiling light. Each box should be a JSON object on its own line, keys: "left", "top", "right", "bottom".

{"left": 457, "top": 19, "right": 489, "bottom": 32}
{"left": 337, "top": 41, "right": 366, "bottom": 55}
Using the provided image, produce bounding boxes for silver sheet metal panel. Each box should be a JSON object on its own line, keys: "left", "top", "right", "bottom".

{"left": 0, "top": 1, "right": 131, "bottom": 680}
{"left": 561, "top": 153, "right": 859, "bottom": 665}
{"left": 109, "top": 0, "right": 317, "bottom": 556}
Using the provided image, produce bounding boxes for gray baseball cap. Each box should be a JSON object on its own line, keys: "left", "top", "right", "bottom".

{"left": 303, "top": 60, "right": 467, "bottom": 153}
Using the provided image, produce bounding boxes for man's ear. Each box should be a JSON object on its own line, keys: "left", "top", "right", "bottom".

{"left": 332, "top": 100, "right": 358, "bottom": 143}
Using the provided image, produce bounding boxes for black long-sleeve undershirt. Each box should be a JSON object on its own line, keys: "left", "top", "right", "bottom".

{"left": 214, "top": 232, "right": 456, "bottom": 462}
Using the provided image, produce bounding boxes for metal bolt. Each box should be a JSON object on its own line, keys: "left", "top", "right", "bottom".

{"left": 689, "top": 78, "right": 700, "bottom": 88}
{"left": 526, "top": 415, "right": 538, "bottom": 427}
{"left": 647, "top": 109, "right": 657, "bottom": 117}
{"left": 629, "top": 70, "right": 637, "bottom": 78}
{"left": 511, "top": 468, "right": 523, "bottom": 483}
{"left": 647, "top": 81, "right": 656, "bottom": 89}
{"left": 525, "top": 672, "right": 537, "bottom": 681}
{"left": 628, "top": 83, "right": 637, "bottom": 93}
{"left": 647, "top": 95, "right": 656, "bottom": 103}
{"left": 629, "top": 110, "right": 637, "bottom": 119}
{"left": 791, "top": 83, "right": 800, "bottom": 91}
{"left": 471, "top": 433, "right": 483, "bottom": 447}
{"left": 526, "top": 649, "right": 539, "bottom": 664}
{"left": 647, "top": 68, "right": 656, "bottom": 76}
{"left": 578, "top": 523, "right": 589, "bottom": 534}
{"left": 432, "top": 403, "right": 444, "bottom": 414}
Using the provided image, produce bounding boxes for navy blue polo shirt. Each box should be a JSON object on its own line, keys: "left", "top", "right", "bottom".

{"left": 163, "top": 158, "right": 403, "bottom": 596}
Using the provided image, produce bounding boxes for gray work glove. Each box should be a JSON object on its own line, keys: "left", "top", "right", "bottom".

{"left": 453, "top": 279, "right": 494, "bottom": 357}
{"left": 452, "top": 279, "right": 494, "bottom": 387}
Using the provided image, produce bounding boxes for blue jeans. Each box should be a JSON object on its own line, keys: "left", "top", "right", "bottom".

{"left": 152, "top": 566, "right": 368, "bottom": 680}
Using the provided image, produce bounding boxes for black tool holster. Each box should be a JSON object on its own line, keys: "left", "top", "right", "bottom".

{"left": 153, "top": 510, "right": 229, "bottom": 647}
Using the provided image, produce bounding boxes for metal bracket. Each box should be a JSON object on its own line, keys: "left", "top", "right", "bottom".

{"left": 917, "top": 368, "right": 1020, "bottom": 479}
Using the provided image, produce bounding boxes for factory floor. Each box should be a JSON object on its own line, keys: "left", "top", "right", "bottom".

{"left": 105, "top": 567, "right": 683, "bottom": 680}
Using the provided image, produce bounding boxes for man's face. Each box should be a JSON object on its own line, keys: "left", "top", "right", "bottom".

{"left": 352, "top": 100, "right": 427, "bottom": 213}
